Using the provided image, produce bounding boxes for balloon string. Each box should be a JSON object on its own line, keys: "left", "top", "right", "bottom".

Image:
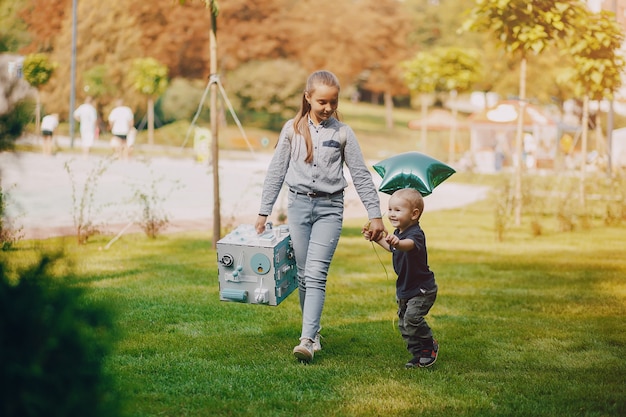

{"left": 369, "top": 241, "right": 395, "bottom": 330}
{"left": 365, "top": 214, "right": 396, "bottom": 330}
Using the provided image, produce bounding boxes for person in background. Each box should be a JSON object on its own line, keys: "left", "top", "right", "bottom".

{"left": 363, "top": 188, "right": 439, "bottom": 369}
{"left": 40, "top": 113, "right": 59, "bottom": 156}
{"left": 255, "top": 70, "right": 385, "bottom": 363}
{"left": 73, "top": 96, "right": 98, "bottom": 158}
{"left": 107, "top": 99, "right": 134, "bottom": 160}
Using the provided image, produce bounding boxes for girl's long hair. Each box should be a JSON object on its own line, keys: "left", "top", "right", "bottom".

{"left": 292, "top": 70, "right": 340, "bottom": 163}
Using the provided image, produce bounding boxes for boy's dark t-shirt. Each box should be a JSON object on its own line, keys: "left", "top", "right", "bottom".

{"left": 392, "top": 223, "right": 436, "bottom": 299}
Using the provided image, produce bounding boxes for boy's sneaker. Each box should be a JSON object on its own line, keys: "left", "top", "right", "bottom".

{"left": 293, "top": 338, "right": 314, "bottom": 362}
{"left": 405, "top": 340, "right": 439, "bottom": 369}
{"left": 313, "top": 329, "right": 322, "bottom": 352}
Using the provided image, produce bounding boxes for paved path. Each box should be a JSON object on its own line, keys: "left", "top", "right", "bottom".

{"left": 1, "top": 138, "right": 489, "bottom": 240}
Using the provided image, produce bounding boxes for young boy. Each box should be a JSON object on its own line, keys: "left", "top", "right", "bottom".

{"left": 363, "top": 188, "right": 438, "bottom": 368}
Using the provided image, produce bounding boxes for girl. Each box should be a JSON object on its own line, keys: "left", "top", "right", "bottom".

{"left": 255, "top": 70, "right": 385, "bottom": 363}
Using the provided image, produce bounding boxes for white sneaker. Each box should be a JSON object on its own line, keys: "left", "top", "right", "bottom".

{"left": 313, "top": 329, "right": 322, "bottom": 352}
{"left": 293, "top": 338, "right": 314, "bottom": 362}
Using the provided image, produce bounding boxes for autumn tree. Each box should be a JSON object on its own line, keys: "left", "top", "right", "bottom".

{"left": 356, "top": 0, "right": 415, "bottom": 129}
{"left": 41, "top": 0, "right": 142, "bottom": 119}
{"left": 18, "top": 0, "right": 69, "bottom": 53}
{"left": 0, "top": 0, "right": 31, "bottom": 52}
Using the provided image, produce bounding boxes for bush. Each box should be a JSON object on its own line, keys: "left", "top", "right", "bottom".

{"left": 225, "top": 59, "right": 307, "bottom": 130}
{"left": 0, "top": 255, "right": 122, "bottom": 417}
{"left": 0, "top": 185, "right": 24, "bottom": 250}
{"left": 0, "top": 99, "right": 35, "bottom": 150}
{"left": 159, "top": 77, "right": 209, "bottom": 124}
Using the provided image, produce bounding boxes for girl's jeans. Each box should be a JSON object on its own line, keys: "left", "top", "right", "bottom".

{"left": 397, "top": 284, "right": 438, "bottom": 356}
{"left": 288, "top": 191, "right": 344, "bottom": 341}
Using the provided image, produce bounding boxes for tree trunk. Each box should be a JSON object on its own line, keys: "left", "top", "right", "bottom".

{"left": 147, "top": 97, "right": 155, "bottom": 145}
{"left": 514, "top": 57, "right": 527, "bottom": 226}
{"left": 210, "top": 3, "right": 221, "bottom": 249}
{"left": 384, "top": 91, "right": 394, "bottom": 130}
{"left": 580, "top": 95, "right": 589, "bottom": 208}
{"left": 420, "top": 94, "right": 428, "bottom": 153}
{"left": 35, "top": 90, "right": 41, "bottom": 136}
{"left": 448, "top": 90, "right": 458, "bottom": 165}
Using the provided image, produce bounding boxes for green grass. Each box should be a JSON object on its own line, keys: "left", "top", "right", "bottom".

{"left": 5, "top": 195, "right": 626, "bottom": 417}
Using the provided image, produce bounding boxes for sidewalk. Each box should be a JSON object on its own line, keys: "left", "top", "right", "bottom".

{"left": 2, "top": 136, "right": 489, "bottom": 240}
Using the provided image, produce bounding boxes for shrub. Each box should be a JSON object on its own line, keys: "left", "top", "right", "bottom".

{"left": 0, "top": 100, "right": 35, "bottom": 150}
{"left": 0, "top": 185, "right": 24, "bottom": 250}
{"left": 0, "top": 255, "right": 122, "bottom": 417}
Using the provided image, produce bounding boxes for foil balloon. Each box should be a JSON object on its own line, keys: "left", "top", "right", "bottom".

{"left": 373, "top": 152, "right": 456, "bottom": 196}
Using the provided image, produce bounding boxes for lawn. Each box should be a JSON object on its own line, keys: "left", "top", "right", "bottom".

{"left": 5, "top": 193, "right": 626, "bottom": 417}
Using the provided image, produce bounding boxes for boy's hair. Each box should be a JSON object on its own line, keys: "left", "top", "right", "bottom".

{"left": 293, "top": 70, "right": 341, "bottom": 163}
{"left": 394, "top": 188, "right": 424, "bottom": 220}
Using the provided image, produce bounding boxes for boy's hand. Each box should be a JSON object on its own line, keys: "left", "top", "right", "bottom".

{"left": 385, "top": 234, "right": 400, "bottom": 249}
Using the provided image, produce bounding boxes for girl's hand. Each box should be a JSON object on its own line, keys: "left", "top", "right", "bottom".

{"left": 367, "top": 218, "right": 385, "bottom": 242}
{"left": 255, "top": 215, "right": 267, "bottom": 234}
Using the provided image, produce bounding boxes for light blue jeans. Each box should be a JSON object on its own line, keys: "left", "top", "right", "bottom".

{"left": 287, "top": 190, "right": 344, "bottom": 341}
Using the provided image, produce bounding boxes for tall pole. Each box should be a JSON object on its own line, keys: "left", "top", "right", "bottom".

{"left": 69, "top": 0, "right": 77, "bottom": 148}
{"left": 210, "top": 1, "right": 221, "bottom": 249}
{"left": 607, "top": 0, "right": 618, "bottom": 177}
{"left": 514, "top": 57, "right": 527, "bottom": 226}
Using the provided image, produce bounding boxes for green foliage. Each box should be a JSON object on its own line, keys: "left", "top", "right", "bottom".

{"left": 127, "top": 163, "right": 181, "bottom": 239}
{"left": 226, "top": 60, "right": 308, "bottom": 130}
{"left": 83, "top": 65, "right": 115, "bottom": 99}
{"left": 403, "top": 46, "right": 482, "bottom": 95}
{"left": 159, "top": 78, "right": 209, "bottom": 123}
{"left": 461, "top": 0, "right": 585, "bottom": 57}
{"left": 0, "top": 0, "right": 30, "bottom": 52}
{"left": 22, "top": 53, "right": 56, "bottom": 88}
{"left": 560, "top": 10, "right": 625, "bottom": 100}
{"left": 129, "top": 57, "right": 169, "bottom": 97}
{"left": 0, "top": 186, "right": 23, "bottom": 250}
{"left": 64, "top": 158, "right": 113, "bottom": 244}
{"left": 0, "top": 99, "right": 35, "bottom": 148}
{"left": 0, "top": 254, "right": 122, "bottom": 417}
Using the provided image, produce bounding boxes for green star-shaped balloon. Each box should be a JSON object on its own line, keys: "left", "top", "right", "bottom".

{"left": 373, "top": 152, "right": 456, "bottom": 196}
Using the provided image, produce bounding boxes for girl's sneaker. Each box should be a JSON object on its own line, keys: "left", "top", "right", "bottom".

{"left": 313, "top": 329, "right": 322, "bottom": 352}
{"left": 293, "top": 338, "right": 314, "bottom": 362}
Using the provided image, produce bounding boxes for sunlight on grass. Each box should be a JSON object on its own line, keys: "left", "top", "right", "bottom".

{"left": 4, "top": 188, "right": 626, "bottom": 416}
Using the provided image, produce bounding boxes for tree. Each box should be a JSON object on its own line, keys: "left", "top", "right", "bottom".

{"left": 17, "top": 0, "right": 69, "bottom": 53}
{"left": 0, "top": 55, "right": 35, "bottom": 149}
{"left": 403, "top": 46, "right": 482, "bottom": 158}
{"left": 22, "top": 53, "right": 55, "bottom": 134}
{"left": 403, "top": 51, "right": 440, "bottom": 152}
{"left": 226, "top": 59, "right": 308, "bottom": 130}
{"left": 130, "top": 57, "right": 169, "bottom": 145}
{"left": 0, "top": 0, "right": 31, "bottom": 52}
{"left": 461, "top": 0, "right": 585, "bottom": 225}
{"left": 559, "top": 9, "right": 625, "bottom": 208}
{"left": 355, "top": 0, "right": 414, "bottom": 129}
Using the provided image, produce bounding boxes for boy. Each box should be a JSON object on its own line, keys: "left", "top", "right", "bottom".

{"left": 363, "top": 188, "right": 438, "bottom": 368}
